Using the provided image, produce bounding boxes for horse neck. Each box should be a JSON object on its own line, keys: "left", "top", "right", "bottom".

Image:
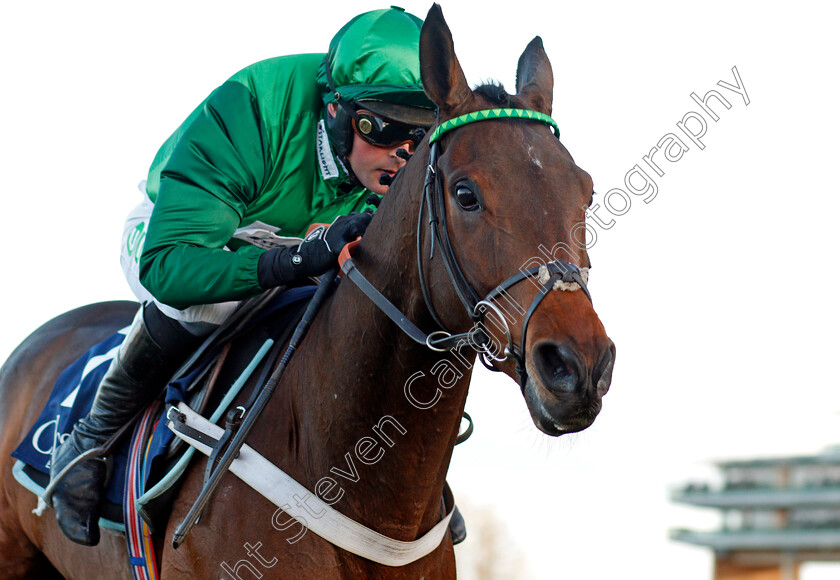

{"left": 282, "top": 159, "right": 474, "bottom": 540}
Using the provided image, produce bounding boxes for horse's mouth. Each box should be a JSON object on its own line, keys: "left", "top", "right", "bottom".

{"left": 523, "top": 376, "right": 602, "bottom": 437}
{"left": 520, "top": 340, "right": 614, "bottom": 436}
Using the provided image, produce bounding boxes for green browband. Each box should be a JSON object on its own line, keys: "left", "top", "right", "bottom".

{"left": 428, "top": 108, "right": 560, "bottom": 144}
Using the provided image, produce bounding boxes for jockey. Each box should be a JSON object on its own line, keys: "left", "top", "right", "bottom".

{"left": 50, "top": 7, "right": 437, "bottom": 546}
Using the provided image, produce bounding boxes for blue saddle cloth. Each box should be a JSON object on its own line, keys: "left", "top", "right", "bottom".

{"left": 11, "top": 286, "right": 317, "bottom": 508}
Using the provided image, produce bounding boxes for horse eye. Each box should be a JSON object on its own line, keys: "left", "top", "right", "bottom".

{"left": 455, "top": 185, "right": 480, "bottom": 211}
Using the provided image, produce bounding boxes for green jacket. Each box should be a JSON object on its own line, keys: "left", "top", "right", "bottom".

{"left": 139, "top": 53, "right": 372, "bottom": 310}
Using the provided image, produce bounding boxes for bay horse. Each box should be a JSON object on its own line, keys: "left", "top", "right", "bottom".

{"left": 0, "top": 5, "right": 615, "bottom": 578}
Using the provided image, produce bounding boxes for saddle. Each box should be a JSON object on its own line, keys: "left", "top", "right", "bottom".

{"left": 13, "top": 281, "right": 466, "bottom": 576}
{"left": 12, "top": 285, "right": 317, "bottom": 535}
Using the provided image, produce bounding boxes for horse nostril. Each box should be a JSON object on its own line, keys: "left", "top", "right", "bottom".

{"left": 534, "top": 342, "right": 584, "bottom": 394}
{"left": 593, "top": 342, "right": 616, "bottom": 397}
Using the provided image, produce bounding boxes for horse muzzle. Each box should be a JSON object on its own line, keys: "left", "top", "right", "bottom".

{"left": 524, "top": 339, "right": 615, "bottom": 436}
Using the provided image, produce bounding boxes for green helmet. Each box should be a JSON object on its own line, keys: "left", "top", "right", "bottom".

{"left": 316, "top": 6, "right": 436, "bottom": 157}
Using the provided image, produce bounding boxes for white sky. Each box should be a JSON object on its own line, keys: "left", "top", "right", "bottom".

{"left": 1, "top": 1, "right": 838, "bottom": 579}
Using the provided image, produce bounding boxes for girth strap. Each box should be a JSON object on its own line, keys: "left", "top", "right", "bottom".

{"left": 167, "top": 403, "right": 454, "bottom": 566}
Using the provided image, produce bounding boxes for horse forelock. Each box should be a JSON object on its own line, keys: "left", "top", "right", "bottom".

{"left": 473, "top": 81, "right": 512, "bottom": 107}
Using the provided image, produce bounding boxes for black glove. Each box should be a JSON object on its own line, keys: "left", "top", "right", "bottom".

{"left": 324, "top": 212, "right": 373, "bottom": 254}
{"left": 257, "top": 212, "right": 373, "bottom": 289}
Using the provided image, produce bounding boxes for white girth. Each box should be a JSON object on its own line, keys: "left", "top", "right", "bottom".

{"left": 167, "top": 403, "right": 453, "bottom": 567}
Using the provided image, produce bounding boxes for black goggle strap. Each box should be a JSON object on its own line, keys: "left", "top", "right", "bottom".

{"left": 323, "top": 54, "right": 343, "bottom": 105}
{"left": 324, "top": 55, "right": 360, "bottom": 132}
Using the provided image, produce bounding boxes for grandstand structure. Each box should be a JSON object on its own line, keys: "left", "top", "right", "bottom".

{"left": 672, "top": 446, "right": 840, "bottom": 580}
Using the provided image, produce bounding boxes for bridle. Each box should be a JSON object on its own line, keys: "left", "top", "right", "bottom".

{"left": 341, "top": 107, "right": 592, "bottom": 390}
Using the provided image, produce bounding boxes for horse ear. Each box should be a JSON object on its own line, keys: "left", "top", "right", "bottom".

{"left": 420, "top": 4, "right": 473, "bottom": 116}
{"left": 515, "top": 36, "right": 554, "bottom": 116}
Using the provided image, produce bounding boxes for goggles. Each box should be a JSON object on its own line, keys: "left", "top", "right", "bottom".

{"left": 351, "top": 110, "right": 427, "bottom": 149}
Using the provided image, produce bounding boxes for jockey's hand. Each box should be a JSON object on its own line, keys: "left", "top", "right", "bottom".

{"left": 324, "top": 212, "right": 373, "bottom": 255}
{"left": 256, "top": 212, "right": 373, "bottom": 288}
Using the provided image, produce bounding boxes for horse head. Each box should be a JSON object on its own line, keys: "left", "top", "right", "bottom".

{"left": 417, "top": 4, "right": 615, "bottom": 436}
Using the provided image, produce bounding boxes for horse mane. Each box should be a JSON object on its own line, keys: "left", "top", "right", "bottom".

{"left": 473, "top": 81, "right": 512, "bottom": 107}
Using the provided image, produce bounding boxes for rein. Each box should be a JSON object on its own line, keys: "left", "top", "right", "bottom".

{"left": 157, "top": 110, "right": 592, "bottom": 566}
{"left": 345, "top": 108, "right": 592, "bottom": 390}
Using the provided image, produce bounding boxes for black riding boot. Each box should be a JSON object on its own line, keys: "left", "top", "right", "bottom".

{"left": 449, "top": 504, "right": 467, "bottom": 545}
{"left": 50, "top": 303, "right": 200, "bottom": 546}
